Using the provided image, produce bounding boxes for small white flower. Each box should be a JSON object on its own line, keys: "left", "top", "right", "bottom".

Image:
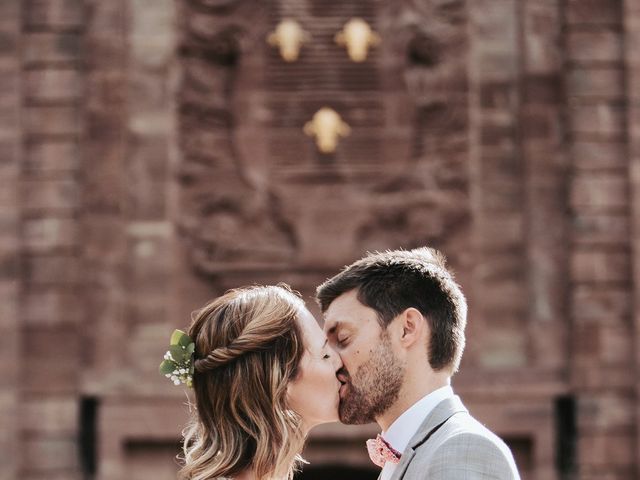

{"left": 173, "top": 379, "right": 180, "bottom": 385}
{"left": 173, "top": 370, "right": 179, "bottom": 375}
{"left": 165, "top": 373, "right": 171, "bottom": 378}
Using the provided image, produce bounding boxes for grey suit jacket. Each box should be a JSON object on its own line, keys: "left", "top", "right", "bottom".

{"left": 384, "top": 395, "right": 520, "bottom": 480}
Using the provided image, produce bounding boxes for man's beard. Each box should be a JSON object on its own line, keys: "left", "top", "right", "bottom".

{"left": 338, "top": 331, "right": 404, "bottom": 424}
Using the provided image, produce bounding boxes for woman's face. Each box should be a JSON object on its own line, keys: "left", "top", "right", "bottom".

{"left": 287, "top": 307, "right": 343, "bottom": 430}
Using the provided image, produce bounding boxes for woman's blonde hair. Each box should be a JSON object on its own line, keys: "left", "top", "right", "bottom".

{"left": 178, "top": 284, "right": 307, "bottom": 480}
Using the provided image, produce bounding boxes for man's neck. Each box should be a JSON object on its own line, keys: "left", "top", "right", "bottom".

{"left": 376, "top": 372, "right": 450, "bottom": 432}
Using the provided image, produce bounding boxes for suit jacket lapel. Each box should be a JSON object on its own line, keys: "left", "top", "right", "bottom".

{"left": 388, "top": 395, "right": 468, "bottom": 480}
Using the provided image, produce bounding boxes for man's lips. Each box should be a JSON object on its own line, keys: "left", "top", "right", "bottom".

{"left": 339, "top": 381, "right": 348, "bottom": 398}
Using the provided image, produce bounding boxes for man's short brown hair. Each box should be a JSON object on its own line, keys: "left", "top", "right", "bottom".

{"left": 316, "top": 247, "right": 467, "bottom": 373}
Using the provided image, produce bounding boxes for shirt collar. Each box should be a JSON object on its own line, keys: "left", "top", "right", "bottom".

{"left": 382, "top": 385, "right": 454, "bottom": 454}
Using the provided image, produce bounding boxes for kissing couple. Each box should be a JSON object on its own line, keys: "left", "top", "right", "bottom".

{"left": 161, "top": 247, "right": 521, "bottom": 480}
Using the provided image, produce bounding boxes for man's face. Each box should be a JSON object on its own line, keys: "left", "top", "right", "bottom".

{"left": 323, "top": 289, "right": 404, "bottom": 424}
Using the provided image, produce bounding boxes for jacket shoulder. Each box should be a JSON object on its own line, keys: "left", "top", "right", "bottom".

{"left": 407, "top": 412, "right": 520, "bottom": 480}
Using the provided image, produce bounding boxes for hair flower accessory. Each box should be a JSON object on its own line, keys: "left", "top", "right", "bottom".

{"left": 159, "top": 329, "right": 195, "bottom": 388}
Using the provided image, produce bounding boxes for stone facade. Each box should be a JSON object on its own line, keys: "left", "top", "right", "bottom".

{"left": 2, "top": 0, "right": 640, "bottom": 479}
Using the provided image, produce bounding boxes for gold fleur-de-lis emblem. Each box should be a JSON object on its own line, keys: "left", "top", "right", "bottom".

{"left": 267, "top": 19, "right": 310, "bottom": 62}
{"left": 335, "top": 18, "right": 381, "bottom": 62}
{"left": 304, "top": 108, "right": 351, "bottom": 154}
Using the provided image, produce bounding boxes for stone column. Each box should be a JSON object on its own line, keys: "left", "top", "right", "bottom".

{"left": 21, "top": 0, "right": 86, "bottom": 479}
{"left": 623, "top": 0, "right": 640, "bottom": 475}
{"left": 0, "top": 1, "right": 22, "bottom": 479}
{"left": 566, "top": 0, "right": 636, "bottom": 478}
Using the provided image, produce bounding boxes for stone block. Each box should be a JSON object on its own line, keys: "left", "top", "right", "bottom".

{"left": 24, "top": 33, "right": 82, "bottom": 64}
{"left": 569, "top": 102, "right": 626, "bottom": 137}
{"left": 23, "top": 217, "right": 78, "bottom": 251}
{"left": 126, "top": 179, "right": 167, "bottom": 221}
{"left": 125, "top": 228, "right": 170, "bottom": 292}
{"left": 577, "top": 392, "right": 636, "bottom": 430}
{"left": 24, "top": 254, "right": 81, "bottom": 285}
{"left": 22, "top": 397, "right": 78, "bottom": 434}
{"left": 572, "top": 141, "right": 627, "bottom": 170}
{"left": 0, "top": 180, "right": 17, "bottom": 208}
{"left": 0, "top": 209, "right": 19, "bottom": 244}
{"left": 21, "top": 472, "right": 81, "bottom": 480}
{"left": 570, "top": 172, "right": 628, "bottom": 210}
{"left": 520, "top": 105, "right": 561, "bottom": 140}
{"left": 479, "top": 213, "right": 525, "bottom": 250}
{"left": 0, "top": 249, "right": 19, "bottom": 281}
{"left": 578, "top": 432, "right": 636, "bottom": 468}
{"left": 572, "top": 286, "right": 631, "bottom": 324}
{"left": 478, "top": 324, "right": 528, "bottom": 368}
{"left": 567, "top": 67, "right": 624, "bottom": 99}
{"left": 572, "top": 213, "right": 629, "bottom": 245}
{"left": 480, "top": 180, "right": 523, "bottom": 213}
{"left": 600, "top": 325, "right": 634, "bottom": 364}
{"left": 522, "top": 2, "right": 561, "bottom": 74}
{"left": 567, "top": 30, "right": 623, "bottom": 63}
{"left": 572, "top": 363, "right": 635, "bottom": 390}
{"left": 83, "top": 216, "right": 125, "bottom": 265}
{"left": 573, "top": 324, "right": 601, "bottom": 360}
{"left": 25, "top": 141, "right": 80, "bottom": 173}
{"left": 0, "top": 140, "right": 20, "bottom": 177}
{"left": 0, "top": 30, "right": 19, "bottom": 59}
{"left": 22, "top": 179, "right": 79, "bottom": 212}
{"left": 475, "top": 253, "right": 524, "bottom": 283}
{"left": 478, "top": 278, "right": 528, "bottom": 314}
{"left": 23, "top": 436, "right": 79, "bottom": 471}
{"left": 23, "top": 289, "right": 82, "bottom": 326}
{"left": 25, "top": 106, "right": 82, "bottom": 136}
{"left": 25, "top": 68, "right": 83, "bottom": 103}
{"left": 22, "top": 326, "right": 80, "bottom": 394}
{"left": 24, "top": 0, "right": 85, "bottom": 29}
{"left": 0, "top": 65, "right": 19, "bottom": 103}
{"left": 0, "top": 1, "right": 19, "bottom": 21}
{"left": 523, "top": 75, "right": 563, "bottom": 104}
{"left": 566, "top": 0, "right": 622, "bottom": 25}
{"left": 571, "top": 250, "right": 630, "bottom": 283}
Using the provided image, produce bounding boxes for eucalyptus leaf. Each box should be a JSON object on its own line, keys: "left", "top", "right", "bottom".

{"left": 186, "top": 343, "right": 195, "bottom": 355}
{"left": 170, "top": 329, "right": 186, "bottom": 346}
{"left": 169, "top": 345, "right": 186, "bottom": 363}
{"left": 178, "top": 334, "right": 192, "bottom": 348}
{"left": 159, "top": 360, "right": 175, "bottom": 375}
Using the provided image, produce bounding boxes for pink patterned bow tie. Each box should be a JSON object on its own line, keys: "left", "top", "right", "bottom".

{"left": 366, "top": 434, "right": 402, "bottom": 468}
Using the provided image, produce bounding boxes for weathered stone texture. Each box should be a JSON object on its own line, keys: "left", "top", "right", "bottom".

{"left": 4, "top": 0, "right": 640, "bottom": 479}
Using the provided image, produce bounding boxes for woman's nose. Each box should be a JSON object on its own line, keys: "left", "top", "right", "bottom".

{"left": 329, "top": 346, "right": 343, "bottom": 371}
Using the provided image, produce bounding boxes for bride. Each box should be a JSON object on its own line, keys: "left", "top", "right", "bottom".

{"left": 161, "top": 284, "right": 343, "bottom": 480}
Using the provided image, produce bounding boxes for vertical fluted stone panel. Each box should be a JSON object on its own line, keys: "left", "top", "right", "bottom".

{"left": 0, "top": 2, "right": 22, "bottom": 479}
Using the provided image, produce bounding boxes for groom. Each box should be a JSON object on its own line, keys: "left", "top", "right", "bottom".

{"left": 317, "top": 247, "right": 520, "bottom": 480}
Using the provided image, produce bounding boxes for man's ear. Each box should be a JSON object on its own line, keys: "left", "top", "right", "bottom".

{"left": 399, "top": 307, "right": 427, "bottom": 348}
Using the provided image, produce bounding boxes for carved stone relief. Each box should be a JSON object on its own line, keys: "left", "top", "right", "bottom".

{"left": 177, "top": 0, "right": 471, "bottom": 273}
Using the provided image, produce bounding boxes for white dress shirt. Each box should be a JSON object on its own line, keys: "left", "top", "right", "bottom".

{"left": 379, "top": 385, "right": 455, "bottom": 480}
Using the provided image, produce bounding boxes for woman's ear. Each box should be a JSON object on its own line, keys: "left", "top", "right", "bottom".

{"left": 399, "top": 307, "right": 427, "bottom": 348}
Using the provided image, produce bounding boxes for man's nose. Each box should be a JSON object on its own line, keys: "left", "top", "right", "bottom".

{"left": 333, "top": 353, "right": 344, "bottom": 372}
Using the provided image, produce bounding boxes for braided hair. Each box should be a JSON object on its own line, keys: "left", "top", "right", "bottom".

{"left": 179, "top": 284, "right": 306, "bottom": 480}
